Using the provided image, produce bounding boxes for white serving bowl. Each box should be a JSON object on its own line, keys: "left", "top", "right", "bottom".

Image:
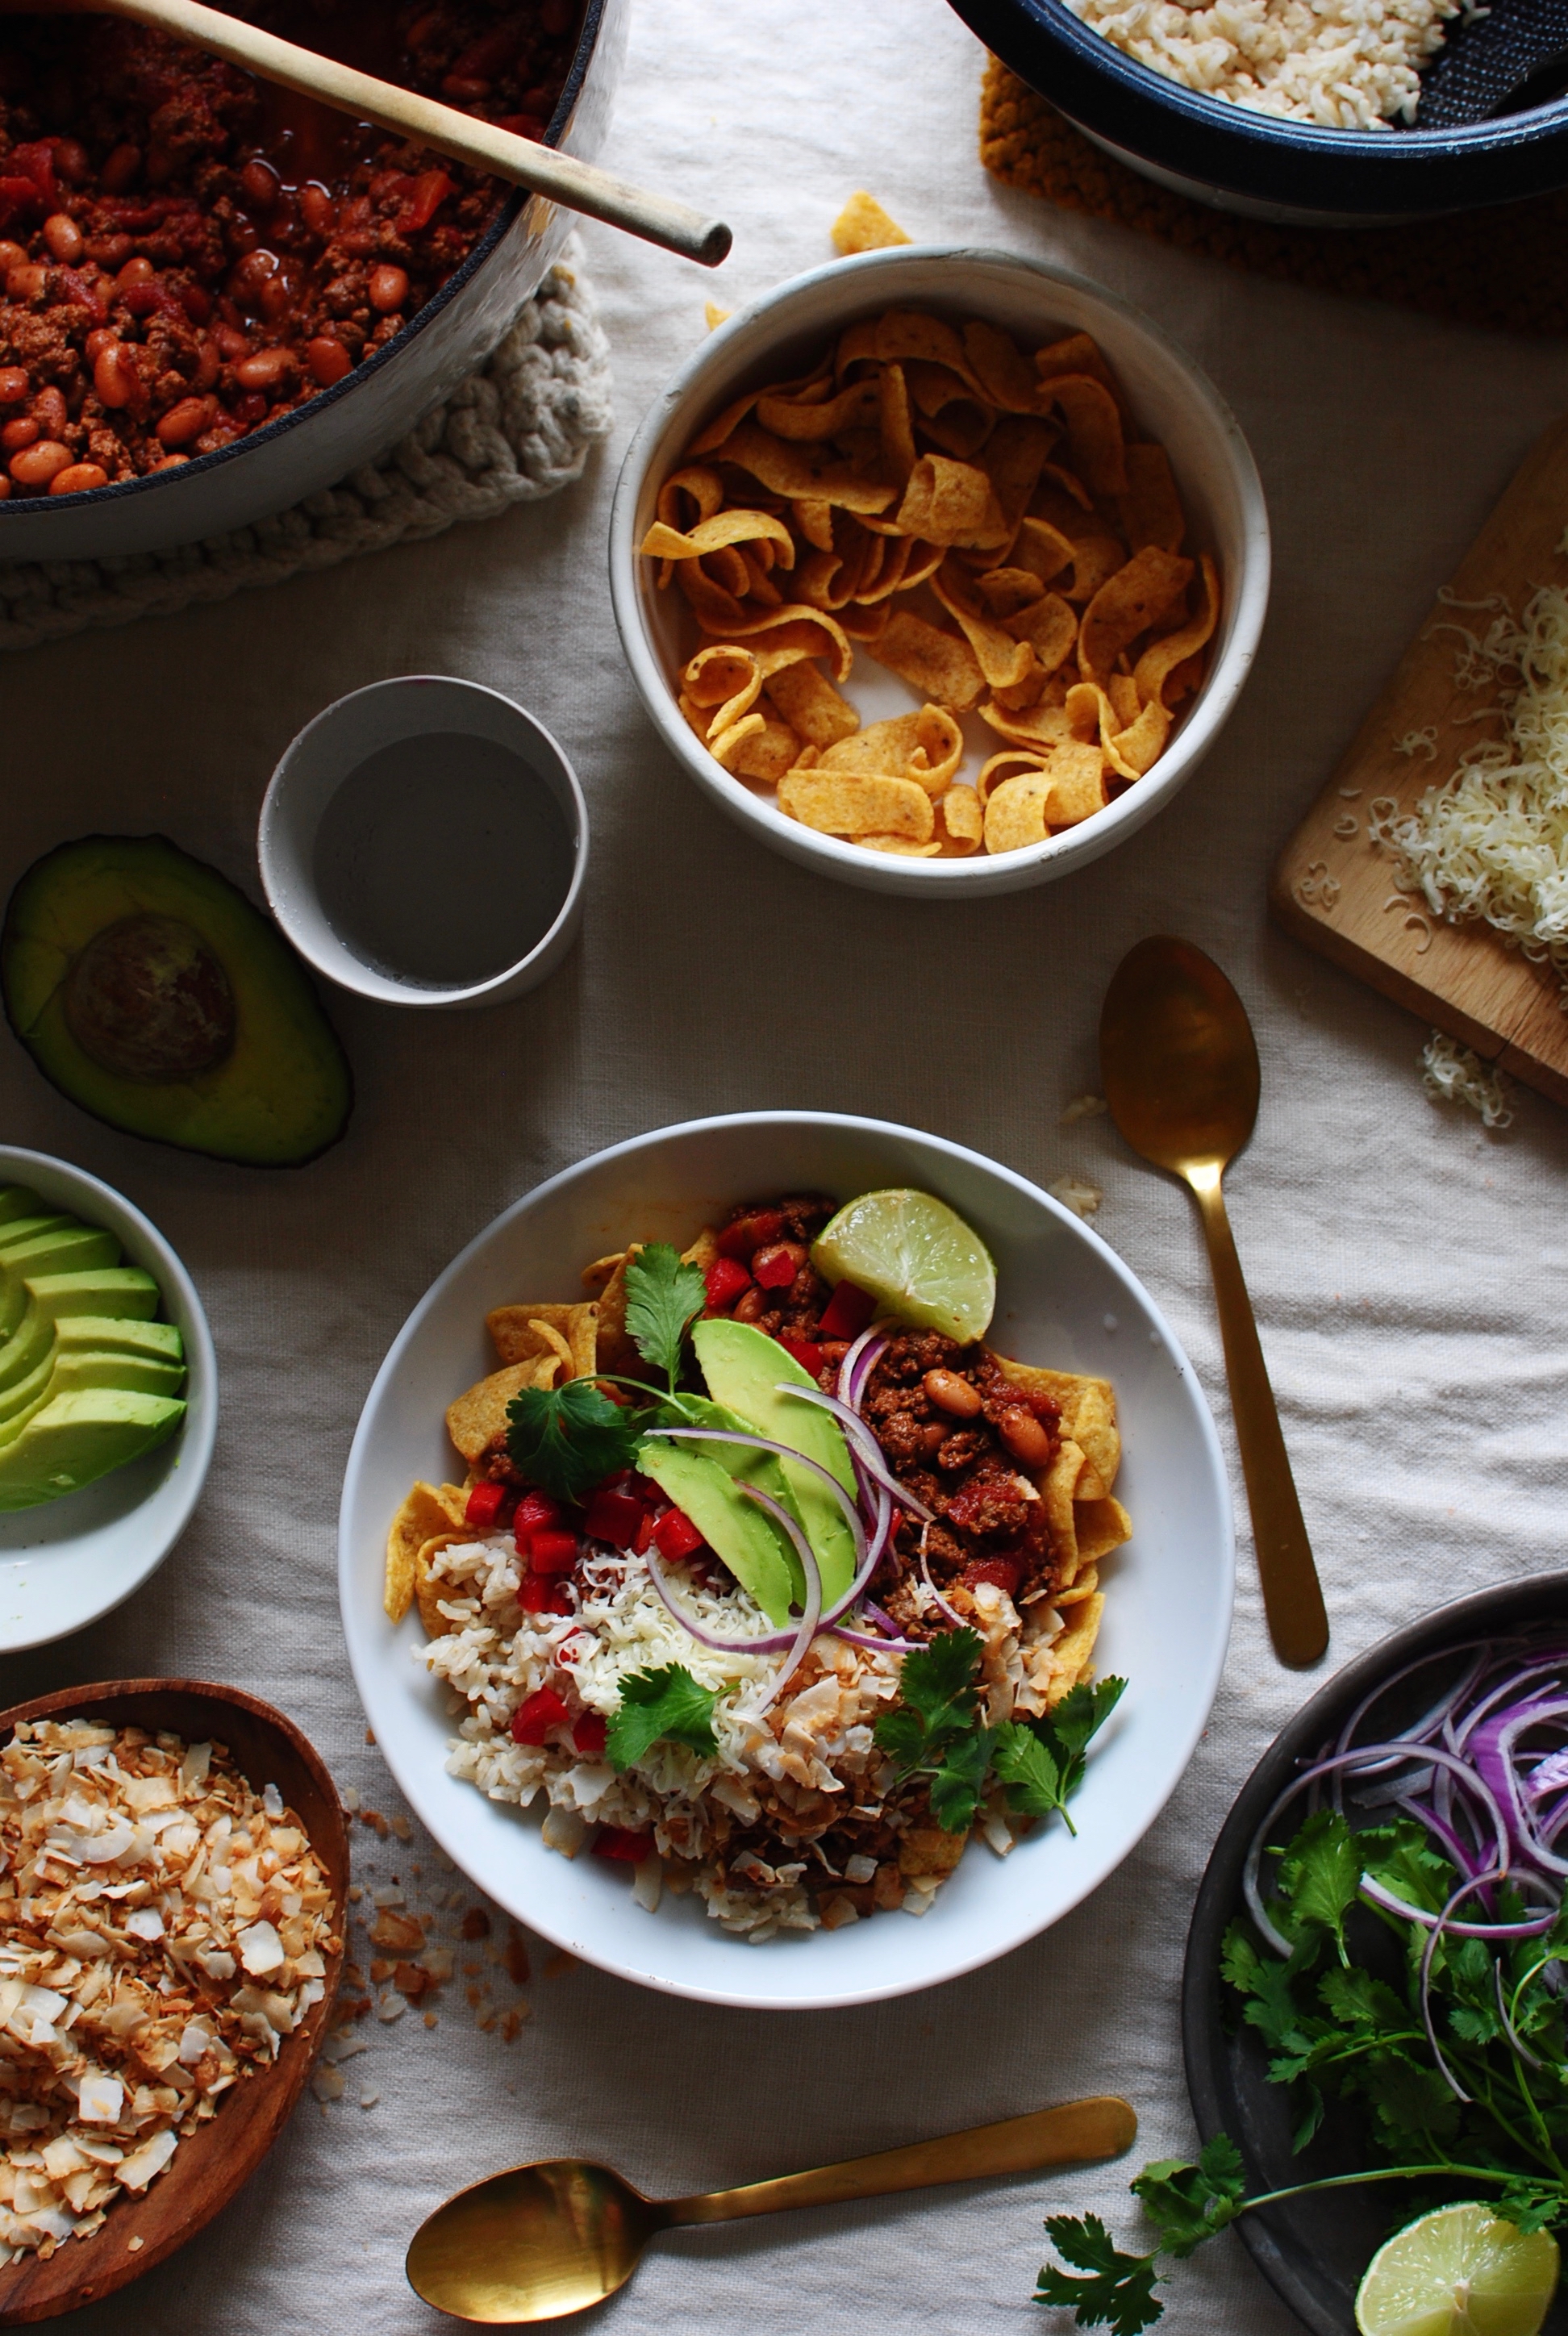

{"left": 0, "top": 1148, "right": 217, "bottom": 1651}
{"left": 339, "top": 1111, "right": 1233, "bottom": 2011}
{"left": 609, "top": 245, "right": 1270, "bottom": 901}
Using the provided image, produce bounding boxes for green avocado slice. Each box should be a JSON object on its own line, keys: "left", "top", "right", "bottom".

{"left": 0, "top": 1390, "right": 185, "bottom": 1510}
{"left": 2, "top": 835, "right": 352, "bottom": 1168}
{"left": 50, "top": 1351, "right": 185, "bottom": 1400}
{"left": 0, "top": 1187, "right": 43, "bottom": 1229}
{"left": 637, "top": 1438, "right": 799, "bottom": 1628}
{"left": 0, "top": 1222, "right": 120, "bottom": 1340}
{"left": 54, "top": 1316, "right": 183, "bottom": 1366}
{"left": 0, "top": 1346, "right": 57, "bottom": 1425}
{"left": 27, "top": 1268, "right": 161, "bottom": 1324}
{"left": 692, "top": 1319, "right": 859, "bottom": 1612}
{"left": 0, "top": 1299, "right": 53, "bottom": 1395}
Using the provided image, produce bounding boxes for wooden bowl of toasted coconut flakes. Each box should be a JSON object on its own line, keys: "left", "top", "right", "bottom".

{"left": 0, "top": 1679, "right": 348, "bottom": 2326}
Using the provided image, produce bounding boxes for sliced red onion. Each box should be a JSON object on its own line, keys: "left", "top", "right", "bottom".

{"left": 839, "top": 1326, "right": 890, "bottom": 1412}
{"left": 774, "top": 1381, "right": 936, "bottom": 1524}
{"left": 860, "top": 1597, "right": 903, "bottom": 1638}
{"left": 828, "top": 1623, "right": 920, "bottom": 1654}
{"left": 920, "top": 1526, "right": 964, "bottom": 1630}
{"left": 738, "top": 1484, "right": 823, "bottom": 1712}
{"left": 1333, "top": 1643, "right": 1491, "bottom": 1772}
{"left": 1357, "top": 1874, "right": 1556, "bottom": 1940}
{"left": 648, "top": 1425, "right": 866, "bottom": 1573}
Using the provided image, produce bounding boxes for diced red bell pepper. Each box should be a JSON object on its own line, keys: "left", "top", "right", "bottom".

{"left": 593, "top": 1826, "right": 653, "bottom": 1863}
{"left": 652, "top": 1506, "right": 705, "bottom": 1562}
{"left": 395, "top": 168, "right": 454, "bottom": 235}
{"left": 819, "top": 1280, "right": 876, "bottom": 1339}
{"left": 704, "top": 1257, "right": 751, "bottom": 1311}
{"left": 963, "top": 1557, "right": 1023, "bottom": 1598}
{"left": 515, "top": 1489, "right": 561, "bottom": 1533}
{"left": 776, "top": 1331, "right": 824, "bottom": 1378}
{"left": 752, "top": 1243, "right": 800, "bottom": 1290}
{"left": 632, "top": 1507, "right": 654, "bottom": 1556}
{"left": 573, "top": 1712, "right": 607, "bottom": 1756}
{"left": 528, "top": 1529, "right": 579, "bottom": 1575}
{"left": 511, "top": 1686, "right": 571, "bottom": 1745}
{"left": 465, "top": 1479, "right": 508, "bottom": 1529}
{"left": 583, "top": 1487, "right": 644, "bottom": 1547}
{"left": 716, "top": 1209, "right": 783, "bottom": 1261}
{"left": 521, "top": 1575, "right": 573, "bottom": 1615}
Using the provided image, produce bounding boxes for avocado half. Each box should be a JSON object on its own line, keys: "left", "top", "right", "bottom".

{"left": 2, "top": 836, "right": 352, "bottom": 1168}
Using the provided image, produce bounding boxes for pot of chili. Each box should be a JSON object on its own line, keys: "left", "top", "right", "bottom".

{"left": 0, "top": 0, "right": 623, "bottom": 559}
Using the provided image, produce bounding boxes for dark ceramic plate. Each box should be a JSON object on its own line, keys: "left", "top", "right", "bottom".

{"left": 1182, "top": 1571, "right": 1568, "bottom": 2336}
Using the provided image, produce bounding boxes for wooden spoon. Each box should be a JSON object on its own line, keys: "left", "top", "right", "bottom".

{"left": 407, "top": 2096, "right": 1138, "bottom": 2323}
{"left": 20, "top": 0, "right": 732, "bottom": 267}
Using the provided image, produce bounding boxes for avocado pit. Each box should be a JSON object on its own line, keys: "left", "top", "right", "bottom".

{"left": 62, "top": 913, "right": 236, "bottom": 1084}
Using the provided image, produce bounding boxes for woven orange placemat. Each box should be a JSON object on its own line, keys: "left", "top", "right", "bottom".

{"left": 979, "top": 55, "right": 1568, "bottom": 336}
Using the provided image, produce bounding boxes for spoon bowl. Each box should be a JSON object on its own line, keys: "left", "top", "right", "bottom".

{"left": 1100, "top": 936, "right": 1327, "bottom": 1668}
{"left": 406, "top": 2096, "right": 1138, "bottom": 2323}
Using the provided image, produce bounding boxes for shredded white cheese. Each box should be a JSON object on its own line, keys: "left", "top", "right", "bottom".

{"left": 1373, "top": 578, "right": 1568, "bottom": 996}
{"left": 1420, "top": 1032, "right": 1514, "bottom": 1128}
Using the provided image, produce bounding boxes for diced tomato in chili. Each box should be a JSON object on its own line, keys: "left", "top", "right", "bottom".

{"left": 962, "top": 1557, "right": 1023, "bottom": 1597}
{"left": 703, "top": 1257, "right": 751, "bottom": 1311}
{"left": 716, "top": 1209, "right": 782, "bottom": 1261}
{"left": 592, "top": 1826, "right": 653, "bottom": 1863}
{"left": 465, "top": 1479, "right": 509, "bottom": 1529}
{"left": 583, "top": 1487, "right": 644, "bottom": 1547}
{"left": 520, "top": 1575, "right": 572, "bottom": 1615}
{"left": 394, "top": 168, "right": 454, "bottom": 234}
{"left": 510, "top": 1686, "right": 570, "bottom": 1745}
{"left": 528, "top": 1529, "right": 578, "bottom": 1575}
{"left": 573, "top": 1712, "right": 607, "bottom": 1756}
{"left": 752, "top": 1244, "right": 799, "bottom": 1290}
{"left": 10, "top": 143, "right": 56, "bottom": 203}
{"left": 819, "top": 1280, "right": 877, "bottom": 1339}
{"left": 776, "top": 1331, "right": 824, "bottom": 1377}
{"left": 652, "top": 1507, "right": 705, "bottom": 1562}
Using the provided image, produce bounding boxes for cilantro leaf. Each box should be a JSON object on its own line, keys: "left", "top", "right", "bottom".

{"left": 896, "top": 1626, "right": 983, "bottom": 1741}
{"left": 1496, "top": 2182, "right": 1568, "bottom": 2236}
{"left": 1036, "top": 2215, "right": 1163, "bottom": 2334}
{"left": 1278, "top": 1808, "right": 1361, "bottom": 1954}
{"left": 623, "top": 1244, "right": 707, "bottom": 1392}
{"left": 605, "top": 1665, "right": 719, "bottom": 1771}
{"left": 991, "top": 1719, "right": 1063, "bottom": 1816}
{"left": 929, "top": 1728, "right": 993, "bottom": 1834}
{"left": 1132, "top": 2138, "right": 1246, "bottom": 2259}
{"left": 874, "top": 1629, "right": 986, "bottom": 1833}
{"left": 994, "top": 1677, "right": 1124, "bottom": 1836}
{"left": 506, "top": 1378, "right": 646, "bottom": 1504}
{"left": 1049, "top": 1677, "right": 1128, "bottom": 1783}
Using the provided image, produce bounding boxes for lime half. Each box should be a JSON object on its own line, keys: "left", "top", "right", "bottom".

{"left": 811, "top": 1190, "right": 995, "bottom": 1344}
{"left": 1355, "top": 2205, "right": 1559, "bottom": 2336}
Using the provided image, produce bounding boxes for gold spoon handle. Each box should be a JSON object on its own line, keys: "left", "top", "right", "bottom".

{"left": 33, "top": 0, "right": 732, "bottom": 268}
{"left": 662, "top": 2096, "right": 1137, "bottom": 2226}
{"left": 1184, "top": 1165, "right": 1328, "bottom": 1666}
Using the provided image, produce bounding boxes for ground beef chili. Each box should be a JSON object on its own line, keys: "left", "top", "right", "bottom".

{"left": 0, "top": 0, "right": 580, "bottom": 498}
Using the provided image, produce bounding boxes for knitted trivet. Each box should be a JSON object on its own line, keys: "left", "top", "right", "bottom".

{"left": 0, "top": 236, "right": 612, "bottom": 653}
{"left": 980, "top": 56, "right": 1568, "bottom": 339}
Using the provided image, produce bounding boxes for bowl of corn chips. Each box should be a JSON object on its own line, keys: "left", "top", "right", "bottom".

{"left": 610, "top": 245, "right": 1269, "bottom": 898}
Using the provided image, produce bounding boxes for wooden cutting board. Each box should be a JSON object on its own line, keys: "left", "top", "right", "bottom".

{"left": 1270, "top": 413, "right": 1568, "bottom": 1108}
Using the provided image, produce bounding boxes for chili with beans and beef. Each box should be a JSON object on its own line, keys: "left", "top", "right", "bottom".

{"left": 0, "top": 0, "right": 581, "bottom": 500}
{"left": 475, "top": 1189, "right": 1070, "bottom": 1641}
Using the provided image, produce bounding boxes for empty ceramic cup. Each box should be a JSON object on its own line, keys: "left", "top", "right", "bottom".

{"left": 258, "top": 676, "right": 587, "bottom": 1009}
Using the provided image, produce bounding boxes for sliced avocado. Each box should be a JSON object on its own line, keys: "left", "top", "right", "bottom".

{"left": 0, "top": 1187, "right": 42, "bottom": 1228}
{"left": 0, "top": 1215, "right": 77, "bottom": 1253}
{"left": 0, "top": 1223, "right": 119, "bottom": 1341}
{"left": 0, "top": 1389, "right": 185, "bottom": 1510}
{"left": 637, "top": 1439, "right": 799, "bottom": 1627}
{"left": 669, "top": 1396, "right": 810, "bottom": 1607}
{"left": 692, "top": 1319, "right": 859, "bottom": 1611}
{"left": 55, "top": 1316, "right": 183, "bottom": 1365}
{"left": 0, "top": 1346, "right": 56, "bottom": 1425}
{"left": 0, "top": 1298, "right": 53, "bottom": 1395}
{"left": 2, "top": 835, "right": 352, "bottom": 1168}
{"left": 50, "top": 1350, "right": 185, "bottom": 1400}
{"left": 27, "top": 1267, "right": 160, "bottom": 1324}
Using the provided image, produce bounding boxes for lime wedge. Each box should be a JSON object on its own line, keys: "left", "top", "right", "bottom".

{"left": 1355, "top": 2205, "right": 1559, "bottom": 2336}
{"left": 811, "top": 1190, "right": 995, "bottom": 1344}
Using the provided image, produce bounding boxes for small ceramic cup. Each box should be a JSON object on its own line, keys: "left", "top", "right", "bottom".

{"left": 258, "top": 676, "right": 588, "bottom": 1009}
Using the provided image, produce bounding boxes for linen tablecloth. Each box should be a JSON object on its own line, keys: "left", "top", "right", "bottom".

{"left": 3, "top": 4, "right": 1567, "bottom": 2328}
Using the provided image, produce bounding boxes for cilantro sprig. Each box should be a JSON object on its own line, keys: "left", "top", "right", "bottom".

{"left": 874, "top": 1629, "right": 1124, "bottom": 1837}
{"left": 623, "top": 1244, "right": 707, "bottom": 1394}
{"left": 605, "top": 1665, "right": 719, "bottom": 1771}
{"left": 1035, "top": 1805, "right": 1568, "bottom": 2333}
{"left": 505, "top": 1377, "right": 651, "bottom": 1505}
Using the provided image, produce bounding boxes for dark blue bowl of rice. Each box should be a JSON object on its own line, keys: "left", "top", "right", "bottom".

{"left": 953, "top": 0, "right": 1568, "bottom": 223}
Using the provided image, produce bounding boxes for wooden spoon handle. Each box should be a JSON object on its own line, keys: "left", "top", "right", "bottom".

{"left": 663, "top": 2097, "right": 1138, "bottom": 2225}
{"left": 1186, "top": 1163, "right": 1328, "bottom": 1667}
{"left": 50, "top": 0, "right": 732, "bottom": 267}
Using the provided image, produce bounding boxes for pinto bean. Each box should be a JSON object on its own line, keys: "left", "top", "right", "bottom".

{"left": 156, "top": 396, "right": 211, "bottom": 447}
{"left": 234, "top": 347, "right": 293, "bottom": 391}
{"left": 49, "top": 461, "right": 108, "bottom": 494}
{"left": 33, "top": 387, "right": 67, "bottom": 437}
{"left": 997, "top": 1407, "right": 1053, "bottom": 1470}
{"left": 240, "top": 158, "right": 280, "bottom": 212}
{"left": 52, "top": 140, "right": 90, "bottom": 187}
{"left": 94, "top": 344, "right": 140, "bottom": 410}
{"left": 5, "top": 265, "right": 47, "bottom": 302}
{"left": 924, "top": 1369, "right": 982, "bottom": 1418}
{"left": 115, "top": 256, "right": 155, "bottom": 289}
{"left": 0, "top": 419, "right": 39, "bottom": 453}
{"left": 41, "top": 213, "right": 85, "bottom": 265}
{"left": 100, "top": 143, "right": 141, "bottom": 194}
{"left": 305, "top": 335, "right": 352, "bottom": 386}
{"left": 9, "top": 440, "right": 73, "bottom": 489}
{"left": 369, "top": 263, "right": 408, "bottom": 313}
{"left": 299, "top": 184, "right": 336, "bottom": 237}
{"left": 0, "top": 369, "right": 27, "bottom": 405}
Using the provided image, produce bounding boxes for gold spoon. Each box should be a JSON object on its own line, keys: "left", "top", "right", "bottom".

{"left": 407, "top": 2094, "right": 1137, "bottom": 2323}
{"left": 23, "top": 0, "right": 732, "bottom": 268}
{"left": 1099, "top": 936, "right": 1328, "bottom": 1669}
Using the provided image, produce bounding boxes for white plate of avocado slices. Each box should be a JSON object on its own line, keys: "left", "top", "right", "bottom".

{"left": 339, "top": 1111, "right": 1233, "bottom": 2012}
{"left": 0, "top": 1147, "right": 216, "bottom": 1650}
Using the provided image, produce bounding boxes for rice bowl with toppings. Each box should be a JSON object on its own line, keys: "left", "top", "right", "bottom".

{"left": 340, "top": 1112, "right": 1234, "bottom": 2010}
